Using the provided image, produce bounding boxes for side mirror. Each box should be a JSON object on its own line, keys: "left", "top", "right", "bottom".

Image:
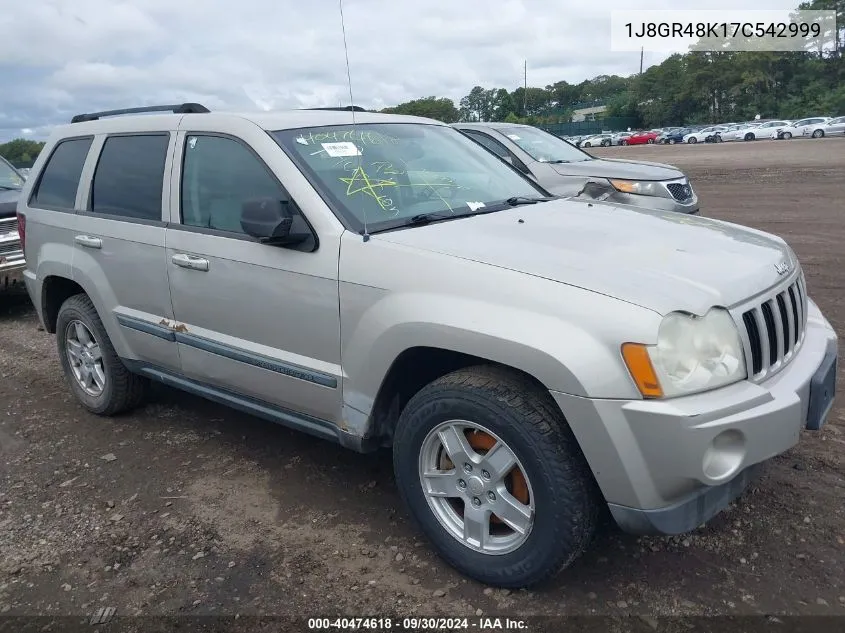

{"left": 240, "top": 198, "right": 295, "bottom": 244}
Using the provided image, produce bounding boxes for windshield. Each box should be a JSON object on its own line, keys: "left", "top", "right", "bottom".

{"left": 496, "top": 126, "right": 591, "bottom": 163}
{"left": 0, "top": 157, "right": 24, "bottom": 190}
{"left": 273, "top": 123, "right": 547, "bottom": 233}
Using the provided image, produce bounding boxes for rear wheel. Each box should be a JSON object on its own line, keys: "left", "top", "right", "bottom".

{"left": 812, "top": 129, "right": 824, "bottom": 138}
{"left": 783, "top": 132, "right": 792, "bottom": 139}
{"left": 392, "top": 366, "right": 600, "bottom": 588}
{"left": 583, "top": 142, "right": 592, "bottom": 148}
{"left": 601, "top": 140, "right": 610, "bottom": 147}
{"left": 744, "top": 133, "right": 755, "bottom": 141}
{"left": 668, "top": 138, "right": 676, "bottom": 145}
{"left": 621, "top": 139, "right": 628, "bottom": 146}
{"left": 56, "top": 294, "right": 149, "bottom": 415}
{"left": 647, "top": 138, "right": 655, "bottom": 144}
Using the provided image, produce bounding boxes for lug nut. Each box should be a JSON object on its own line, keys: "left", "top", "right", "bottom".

{"left": 481, "top": 470, "right": 491, "bottom": 479}
{"left": 487, "top": 491, "right": 496, "bottom": 502}
{"left": 458, "top": 479, "right": 467, "bottom": 489}
{"left": 463, "top": 463, "right": 473, "bottom": 473}
{"left": 472, "top": 497, "right": 482, "bottom": 507}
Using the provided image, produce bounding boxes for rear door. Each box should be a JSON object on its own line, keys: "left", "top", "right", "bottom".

{"left": 72, "top": 130, "right": 181, "bottom": 371}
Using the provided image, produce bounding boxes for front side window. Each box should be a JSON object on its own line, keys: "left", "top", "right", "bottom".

{"left": 90, "top": 134, "right": 169, "bottom": 221}
{"left": 31, "top": 137, "right": 93, "bottom": 209}
{"left": 273, "top": 123, "right": 546, "bottom": 233}
{"left": 0, "top": 157, "right": 24, "bottom": 191}
{"left": 181, "top": 135, "right": 288, "bottom": 234}
{"left": 497, "top": 126, "right": 591, "bottom": 163}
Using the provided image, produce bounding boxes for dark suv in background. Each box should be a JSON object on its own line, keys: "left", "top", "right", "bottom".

{"left": 0, "top": 156, "right": 26, "bottom": 290}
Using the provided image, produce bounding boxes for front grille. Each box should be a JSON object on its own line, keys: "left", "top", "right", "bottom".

{"left": 0, "top": 218, "right": 18, "bottom": 234}
{"left": 739, "top": 275, "right": 807, "bottom": 379}
{"left": 666, "top": 182, "right": 693, "bottom": 201}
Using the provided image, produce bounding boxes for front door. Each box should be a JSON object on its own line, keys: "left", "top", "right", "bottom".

{"left": 164, "top": 125, "right": 343, "bottom": 426}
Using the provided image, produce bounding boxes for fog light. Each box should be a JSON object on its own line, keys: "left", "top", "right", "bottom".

{"left": 702, "top": 430, "right": 745, "bottom": 481}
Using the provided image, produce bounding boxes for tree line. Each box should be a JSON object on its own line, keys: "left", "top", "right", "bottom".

{"left": 0, "top": 139, "right": 45, "bottom": 167}
{"left": 383, "top": 0, "right": 844, "bottom": 128}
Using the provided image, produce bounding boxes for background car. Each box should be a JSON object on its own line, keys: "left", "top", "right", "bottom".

{"left": 658, "top": 128, "right": 690, "bottom": 144}
{"left": 452, "top": 122, "right": 700, "bottom": 214}
{"left": 823, "top": 116, "right": 845, "bottom": 136}
{"left": 683, "top": 126, "right": 727, "bottom": 144}
{"left": 775, "top": 117, "right": 832, "bottom": 139}
{"left": 622, "top": 130, "right": 659, "bottom": 145}
{"left": 734, "top": 120, "right": 792, "bottom": 140}
{"left": 717, "top": 124, "right": 754, "bottom": 141}
{"left": 580, "top": 133, "right": 613, "bottom": 148}
{"left": 610, "top": 131, "right": 632, "bottom": 145}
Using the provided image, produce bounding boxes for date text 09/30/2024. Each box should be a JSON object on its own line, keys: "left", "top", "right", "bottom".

{"left": 307, "top": 617, "right": 529, "bottom": 631}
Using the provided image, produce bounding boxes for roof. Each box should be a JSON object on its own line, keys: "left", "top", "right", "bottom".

{"left": 450, "top": 122, "right": 530, "bottom": 129}
{"left": 51, "top": 108, "right": 444, "bottom": 140}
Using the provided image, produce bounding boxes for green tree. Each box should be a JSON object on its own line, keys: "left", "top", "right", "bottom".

{"left": 381, "top": 96, "right": 460, "bottom": 123}
{"left": 0, "top": 139, "right": 45, "bottom": 166}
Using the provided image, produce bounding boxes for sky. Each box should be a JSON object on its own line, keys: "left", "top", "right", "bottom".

{"left": 0, "top": 0, "right": 801, "bottom": 142}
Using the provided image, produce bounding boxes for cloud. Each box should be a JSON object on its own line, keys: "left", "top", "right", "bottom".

{"left": 0, "top": 0, "right": 800, "bottom": 141}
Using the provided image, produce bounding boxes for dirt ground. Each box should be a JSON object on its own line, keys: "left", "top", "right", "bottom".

{"left": 1, "top": 137, "right": 843, "bottom": 625}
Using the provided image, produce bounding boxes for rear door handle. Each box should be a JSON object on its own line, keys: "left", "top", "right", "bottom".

{"left": 171, "top": 253, "right": 209, "bottom": 272}
{"left": 74, "top": 235, "right": 102, "bottom": 249}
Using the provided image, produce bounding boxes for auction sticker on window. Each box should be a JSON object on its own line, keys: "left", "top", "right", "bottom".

{"left": 321, "top": 142, "right": 362, "bottom": 157}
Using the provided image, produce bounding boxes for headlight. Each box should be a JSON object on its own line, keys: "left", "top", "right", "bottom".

{"left": 622, "top": 308, "right": 747, "bottom": 398}
{"left": 608, "top": 179, "right": 665, "bottom": 197}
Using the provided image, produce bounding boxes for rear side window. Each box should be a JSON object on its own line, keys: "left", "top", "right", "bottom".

{"left": 31, "top": 137, "right": 93, "bottom": 209}
{"left": 90, "top": 134, "right": 169, "bottom": 221}
{"left": 461, "top": 130, "right": 510, "bottom": 159}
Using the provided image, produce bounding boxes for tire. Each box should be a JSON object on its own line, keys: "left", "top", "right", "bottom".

{"left": 668, "top": 138, "right": 676, "bottom": 144}
{"left": 392, "top": 365, "right": 600, "bottom": 588}
{"left": 744, "top": 133, "right": 755, "bottom": 141}
{"left": 56, "top": 294, "right": 149, "bottom": 416}
{"left": 812, "top": 129, "right": 824, "bottom": 138}
{"left": 715, "top": 134, "right": 723, "bottom": 143}
{"left": 621, "top": 140, "right": 628, "bottom": 146}
{"left": 783, "top": 132, "right": 792, "bottom": 140}
{"left": 601, "top": 140, "right": 610, "bottom": 147}
{"left": 647, "top": 138, "right": 655, "bottom": 144}
{"left": 688, "top": 137, "right": 697, "bottom": 144}
{"left": 583, "top": 142, "right": 591, "bottom": 148}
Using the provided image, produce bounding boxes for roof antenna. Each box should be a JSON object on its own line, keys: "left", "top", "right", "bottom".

{"left": 338, "top": 0, "right": 369, "bottom": 242}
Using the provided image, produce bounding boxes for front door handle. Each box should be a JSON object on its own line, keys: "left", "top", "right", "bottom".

{"left": 171, "top": 253, "right": 209, "bottom": 271}
{"left": 74, "top": 235, "right": 102, "bottom": 249}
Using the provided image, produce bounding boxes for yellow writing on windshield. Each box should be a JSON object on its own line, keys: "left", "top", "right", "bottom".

{"left": 340, "top": 167, "right": 398, "bottom": 213}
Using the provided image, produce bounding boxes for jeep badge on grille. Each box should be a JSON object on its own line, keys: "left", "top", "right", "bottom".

{"left": 775, "top": 261, "right": 791, "bottom": 275}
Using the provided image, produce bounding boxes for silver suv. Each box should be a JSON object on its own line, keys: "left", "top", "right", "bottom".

{"left": 19, "top": 104, "right": 838, "bottom": 588}
{"left": 452, "top": 122, "right": 699, "bottom": 214}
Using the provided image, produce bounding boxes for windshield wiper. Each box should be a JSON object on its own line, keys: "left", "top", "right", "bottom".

{"left": 504, "top": 196, "right": 555, "bottom": 205}
{"left": 0, "top": 185, "right": 21, "bottom": 191}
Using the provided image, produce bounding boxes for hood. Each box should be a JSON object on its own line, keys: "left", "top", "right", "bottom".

{"left": 374, "top": 199, "right": 793, "bottom": 316}
{"left": 0, "top": 188, "right": 22, "bottom": 218}
{"left": 550, "top": 157, "right": 684, "bottom": 181}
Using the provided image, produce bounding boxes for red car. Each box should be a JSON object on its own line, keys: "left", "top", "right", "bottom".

{"left": 621, "top": 130, "right": 659, "bottom": 145}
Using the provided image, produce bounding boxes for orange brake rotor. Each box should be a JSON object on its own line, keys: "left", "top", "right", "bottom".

{"left": 465, "top": 430, "right": 530, "bottom": 524}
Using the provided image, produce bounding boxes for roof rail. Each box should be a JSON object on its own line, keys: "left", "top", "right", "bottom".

{"left": 70, "top": 102, "right": 210, "bottom": 123}
{"left": 305, "top": 106, "right": 366, "bottom": 112}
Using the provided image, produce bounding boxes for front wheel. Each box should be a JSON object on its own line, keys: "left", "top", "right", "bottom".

{"left": 688, "top": 137, "right": 697, "bottom": 144}
{"left": 744, "top": 133, "right": 755, "bottom": 141}
{"left": 601, "top": 140, "right": 610, "bottom": 147}
{"left": 392, "top": 366, "right": 600, "bottom": 588}
{"left": 812, "top": 129, "right": 824, "bottom": 138}
{"left": 583, "top": 142, "right": 591, "bottom": 148}
{"left": 621, "top": 139, "right": 628, "bottom": 146}
{"left": 668, "top": 138, "right": 676, "bottom": 144}
{"left": 647, "top": 138, "right": 655, "bottom": 144}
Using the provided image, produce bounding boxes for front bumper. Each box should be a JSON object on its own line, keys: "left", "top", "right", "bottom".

{"left": 551, "top": 299, "right": 838, "bottom": 535}
{"left": 611, "top": 190, "right": 700, "bottom": 215}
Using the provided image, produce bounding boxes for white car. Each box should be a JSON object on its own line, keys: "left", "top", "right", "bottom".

{"left": 717, "top": 124, "right": 756, "bottom": 141}
{"left": 610, "top": 132, "right": 632, "bottom": 145}
{"left": 580, "top": 134, "right": 612, "bottom": 148}
{"left": 773, "top": 117, "right": 833, "bottom": 139}
{"left": 733, "top": 120, "right": 791, "bottom": 141}
{"left": 682, "top": 126, "right": 727, "bottom": 144}
{"left": 823, "top": 116, "right": 845, "bottom": 136}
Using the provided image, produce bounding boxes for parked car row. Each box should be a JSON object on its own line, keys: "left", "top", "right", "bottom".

{"left": 561, "top": 116, "right": 845, "bottom": 148}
